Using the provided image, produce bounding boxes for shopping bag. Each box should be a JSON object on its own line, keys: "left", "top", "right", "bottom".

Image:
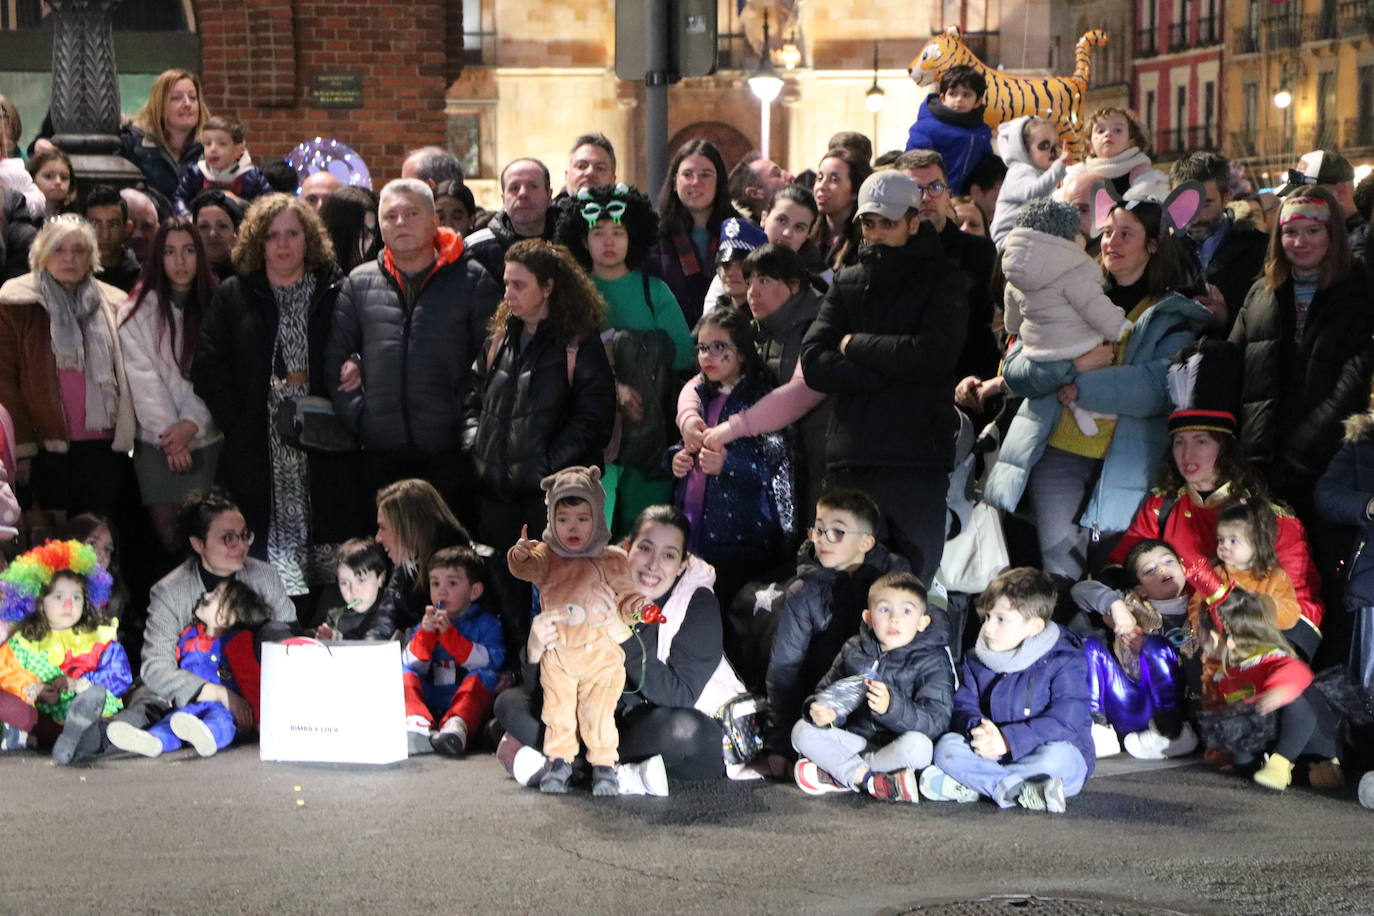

{"left": 259, "top": 639, "right": 406, "bottom": 764}
{"left": 938, "top": 501, "right": 1010, "bottom": 595}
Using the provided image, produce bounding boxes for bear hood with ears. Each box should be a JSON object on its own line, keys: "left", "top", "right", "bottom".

{"left": 541, "top": 465, "right": 612, "bottom": 558}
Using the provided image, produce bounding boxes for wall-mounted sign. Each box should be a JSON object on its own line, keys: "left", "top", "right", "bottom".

{"left": 312, "top": 71, "right": 363, "bottom": 109}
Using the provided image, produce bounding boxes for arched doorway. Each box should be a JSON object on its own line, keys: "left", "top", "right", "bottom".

{"left": 667, "top": 121, "right": 754, "bottom": 169}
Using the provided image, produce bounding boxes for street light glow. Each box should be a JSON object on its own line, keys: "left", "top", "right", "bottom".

{"left": 1273, "top": 90, "right": 1292, "bottom": 109}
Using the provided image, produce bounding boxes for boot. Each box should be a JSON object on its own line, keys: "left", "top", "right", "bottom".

{"left": 1253, "top": 752, "right": 1294, "bottom": 791}
{"left": 53, "top": 687, "right": 107, "bottom": 766}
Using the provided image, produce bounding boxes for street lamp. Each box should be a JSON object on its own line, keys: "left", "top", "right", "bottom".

{"left": 864, "top": 43, "right": 886, "bottom": 142}
{"left": 748, "top": 9, "right": 784, "bottom": 160}
{"left": 1273, "top": 89, "right": 1293, "bottom": 109}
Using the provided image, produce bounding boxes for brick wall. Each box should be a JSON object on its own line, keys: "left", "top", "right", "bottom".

{"left": 195, "top": 0, "right": 452, "bottom": 180}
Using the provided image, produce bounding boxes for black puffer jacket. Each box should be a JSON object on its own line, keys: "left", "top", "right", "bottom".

{"left": 764, "top": 540, "right": 910, "bottom": 753}
{"left": 1315, "top": 412, "right": 1374, "bottom": 610}
{"left": 939, "top": 219, "right": 1000, "bottom": 382}
{"left": 1229, "top": 270, "right": 1374, "bottom": 496}
{"left": 192, "top": 264, "right": 368, "bottom": 549}
{"left": 463, "top": 315, "right": 616, "bottom": 503}
{"left": 2, "top": 189, "right": 39, "bottom": 283}
{"left": 462, "top": 210, "right": 554, "bottom": 287}
{"left": 800, "top": 225, "right": 969, "bottom": 472}
{"left": 326, "top": 230, "right": 499, "bottom": 453}
{"left": 808, "top": 611, "right": 956, "bottom": 741}
{"left": 119, "top": 123, "right": 204, "bottom": 201}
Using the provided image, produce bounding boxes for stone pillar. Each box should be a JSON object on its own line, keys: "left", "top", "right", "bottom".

{"left": 47, "top": 0, "right": 144, "bottom": 188}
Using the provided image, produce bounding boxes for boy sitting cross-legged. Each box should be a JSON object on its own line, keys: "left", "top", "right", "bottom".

{"left": 402, "top": 545, "right": 504, "bottom": 757}
{"left": 922, "top": 567, "right": 1095, "bottom": 813}
{"left": 792, "top": 571, "right": 955, "bottom": 802}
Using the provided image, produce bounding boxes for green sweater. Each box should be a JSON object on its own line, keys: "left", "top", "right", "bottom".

{"left": 593, "top": 270, "right": 695, "bottom": 371}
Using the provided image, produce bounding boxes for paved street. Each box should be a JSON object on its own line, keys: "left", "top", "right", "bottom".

{"left": 5, "top": 748, "right": 1372, "bottom": 914}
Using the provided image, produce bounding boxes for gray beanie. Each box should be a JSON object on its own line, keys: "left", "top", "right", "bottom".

{"left": 1014, "top": 197, "right": 1080, "bottom": 241}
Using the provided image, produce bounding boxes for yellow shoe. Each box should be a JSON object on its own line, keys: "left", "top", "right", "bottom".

{"left": 1253, "top": 753, "right": 1294, "bottom": 791}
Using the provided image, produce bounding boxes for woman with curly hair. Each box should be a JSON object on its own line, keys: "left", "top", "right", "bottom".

{"left": 463, "top": 238, "right": 616, "bottom": 650}
{"left": 192, "top": 193, "right": 361, "bottom": 600}
{"left": 644, "top": 139, "right": 741, "bottom": 327}
{"left": 556, "top": 183, "right": 694, "bottom": 533}
{"left": 119, "top": 69, "right": 213, "bottom": 201}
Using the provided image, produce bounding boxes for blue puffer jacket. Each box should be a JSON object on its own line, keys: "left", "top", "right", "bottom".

{"left": 903, "top": 94, "right": 993, "bottom": 195}
{"left": 951, "top": 623, "right": 1095, "bottom": 776}
{"left": 1315, "top": 411, "right": 1374, "bottom": 609}
{"left": 984, "top": 291, "right": 1211, "bottom": 534}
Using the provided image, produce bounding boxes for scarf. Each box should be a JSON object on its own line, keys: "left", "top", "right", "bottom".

{"left": 38, "top": 270, "right": 118, "bottom": 431}
{"left": 670, "top": 216, "right": 717, "bottom": 279}
{"left": 1084, "top": 146, "right": 1153, "bottom": 180}
{"left": 198, "top": 149, "right": 254, "bottom": 186}
{"left": 928, "top": 96, "right": 988, "bottom": 129}
{"left": 973, "top": 621, "right": 1060, "bottom": 673}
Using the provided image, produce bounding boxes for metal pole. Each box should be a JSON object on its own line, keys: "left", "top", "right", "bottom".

{"left": 760, "top": 101, "right": 770, "bottom": 161}
{"left": 645, "top": 0, "right": 670, "bottom": 201}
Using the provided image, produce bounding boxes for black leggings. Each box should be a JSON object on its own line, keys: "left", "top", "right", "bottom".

{"left": 494, "top": 685, "right": 725, "bottom": 781}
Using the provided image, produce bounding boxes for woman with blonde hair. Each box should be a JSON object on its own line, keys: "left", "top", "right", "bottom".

{"left": 119, "top": 69, "right": 212, "bottom": 200}
{"left": 367, "top": 478, "right": 473, "bottom": 639}
{"left": 192, "top": 193, "right": 365, "bottom": 598}
{"left": 464, "top": 238, "right": 616, "bottom": 650}
{"left": 0, "top": 215, "right": 134, "bottom": 519}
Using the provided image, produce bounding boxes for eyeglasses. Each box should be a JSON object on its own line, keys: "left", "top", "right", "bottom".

{"left": 915, "top": 181, "right": 947, "bottom": 198}
{"left": 216, "top": 529, "right": 255, "bottom": 548}
{"left": 579, "top": 200, "right": 626, "bottom": 228}
{"left": 807, "top": 525, "right": 872, "bottom": 544}
{"left": 695, "top": 340, "right": 735, "bottom": 357}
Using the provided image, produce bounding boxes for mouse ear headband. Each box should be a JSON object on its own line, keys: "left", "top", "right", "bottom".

{"left": 1092, "top": 179, "right": 1205, "bottom": 236}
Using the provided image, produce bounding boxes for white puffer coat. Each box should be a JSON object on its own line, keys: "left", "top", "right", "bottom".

{"left": 117, "top": 292, "right": 220, "bottom": 449}
{"left": 1002, "top": 227, "right": 1131, "bottom": 361}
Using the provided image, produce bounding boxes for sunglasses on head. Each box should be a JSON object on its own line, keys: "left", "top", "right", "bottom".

{"left": 580, "top": 200, "right": 626, "bottom": 229}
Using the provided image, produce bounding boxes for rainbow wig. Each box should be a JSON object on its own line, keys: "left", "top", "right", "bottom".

{"left": 0, "top": 539, "right": 113, "bottom": 623}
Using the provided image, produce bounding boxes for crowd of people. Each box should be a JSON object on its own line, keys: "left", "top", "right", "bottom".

{"left": 1, "top": 63, "right": 1374, "bottom": 811}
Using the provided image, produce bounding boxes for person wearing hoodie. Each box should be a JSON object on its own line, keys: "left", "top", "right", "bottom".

{"left": 1062, "top": 108, "right": 1169, "bottom": 205}
{"left": 989, "top": 115, "right": 1075, "bottom": 249}
{"left": 326, "top": 179, "right": 500, "bottom": 517}
{"left": 903, "top": 65, "right": 995, "bottom": 196}
{"left": 922, "top": 568, "right": 1095, "bottom": 813}
{"left": 1002, "top": 197, "right": 1132, "bottom": 437}
{"left": 764, "top": 488, "right": 910, "bottom": 769}
{"left": 792, "top": 571, "right": 956, "bottom": 802}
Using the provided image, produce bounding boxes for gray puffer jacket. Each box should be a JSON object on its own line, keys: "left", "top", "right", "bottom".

{"left": 326, "top": 229, "right": 500, "bottom": 453}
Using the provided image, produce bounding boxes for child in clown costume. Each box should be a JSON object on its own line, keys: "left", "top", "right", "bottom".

{"left": 0, "top": 539, "right": 129, "bottom": 765}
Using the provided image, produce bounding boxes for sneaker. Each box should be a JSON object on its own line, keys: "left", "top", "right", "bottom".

{"left": 1016, "top": 776, "right": 1067, "bottom": 814}
{"left": 1124, "top": 721, "right": 1199, "bottom": 760}
{"left": 495, "top": 732, "right": 548, "bottom": 787}
{"left": 407, "top": 730, "right": 435, "bottom": 755}
{"left": 106, "top": 721, "right": 163, "bottom": 758}
{"left": 1253, "top": 752, "right": 1294, "bottom": 791}
{"left": 919, "top": 765, "right": 979, "bottom": 803}
{"left": 591, "top": 764, "right": 619, "bottom": 797}
{"left": 1307, "top": 758, "right": 1346, "bottom": 790}
{"left": 617, "top": 755, "right": 670, "bottom": 796}
{"left": 1, "top": 723, "right": 29, "bottom": 752}
{"left": 865, "top": 768, "right": 919, "bottom": 803}
{"left": 53, "top": 686, "right": 107, "bottom": 766}
{"left": 540, "top": 758, "right": 573, "bottom": 794}
{"left": 1091, "top": 722, "right": 1121, "bottom": 758}
{"left": 1359, "top": 771, "right": 1374, "bottom": 810}
{"left": 170, "top": 711, "right": 219, "bottom": 757}
{"left": 794, "top": 758, "right": 850, "bottom": 796}
{"left": 431, "top": 718, "right": 468, "bottom": 757}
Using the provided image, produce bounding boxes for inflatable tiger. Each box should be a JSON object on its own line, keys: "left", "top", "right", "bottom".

{"left": 908, "top": 25, "right": 1108, "bottom": 137}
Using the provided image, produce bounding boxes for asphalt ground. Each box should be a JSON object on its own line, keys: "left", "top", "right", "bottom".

{"left": 4, "top": 747, "right": 1372, "bottom": 915}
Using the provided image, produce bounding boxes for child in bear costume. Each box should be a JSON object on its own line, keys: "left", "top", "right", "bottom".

{"left": 508, "top": 465, "right": 662, "bottom": 795}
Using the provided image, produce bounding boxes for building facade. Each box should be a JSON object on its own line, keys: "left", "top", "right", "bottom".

{"left": 1131, "top": 0, "right": 1225, "bottom": 165}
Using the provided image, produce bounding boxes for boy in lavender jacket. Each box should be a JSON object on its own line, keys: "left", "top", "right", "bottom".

{"left": 921, "top": 567, "right": 1094, "bottom": 813}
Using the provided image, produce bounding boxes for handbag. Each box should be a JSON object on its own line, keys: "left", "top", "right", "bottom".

{"left": 274, "top": 396, "right": 359, "bottom": 453}
{"left": 716, "top": 692, "right": 769, "bottom": 767}
{"left": 259, "top": 638, "right": 407, "bottom": 764}
{"left": 938, "top": 501, "right": 1010, "bottom": 594}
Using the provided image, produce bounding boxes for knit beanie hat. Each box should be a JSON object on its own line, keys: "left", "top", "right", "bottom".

{"left": 1014, "top": 197, "right": 1081, "bottom": 241}
{"left": 540, "top": 465, "right": 612, "bottom": 558}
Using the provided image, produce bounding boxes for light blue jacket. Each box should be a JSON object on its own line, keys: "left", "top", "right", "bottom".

{"left": 984, "top": 291, "right": 1211, "bottom": 534}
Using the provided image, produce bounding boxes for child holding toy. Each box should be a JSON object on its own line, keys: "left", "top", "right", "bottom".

{"left": 791, "top": 572, "right": 955, "bottom": 803}
{"left": 316, "top": 538, "right": 390, "bottom": 640}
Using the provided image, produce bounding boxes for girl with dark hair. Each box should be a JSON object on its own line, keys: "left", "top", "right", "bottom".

{"left": 669, "top": 307, "right": 793, "bottom": 606}
{"left": 463, "top": 239, "right": 616, "bottom": 651}
{"left": 119, "top": 219, "right": 223, "bottom": 551}
{"left": 810, "top": 148, "right": 871, "bottom": 272}
{"left": 318, "top": 185, "right": 380, "bottom": 274}
{"left": 494, "top": 503, "right": 742, "bottom": 790}
{"left": 555, "top": 182, "right": 694, "bottom": 533}
{"left": 985, "top": 194, "right": 1213, "bottom": 602}
{"left": 434, "top": 179, "right": 476, "bottom": 237}
{"left": 27, "top": 147, "right": 74, "bottom": 217}
{"left": 645, "top": 139, "right": 740, "bottom": 327}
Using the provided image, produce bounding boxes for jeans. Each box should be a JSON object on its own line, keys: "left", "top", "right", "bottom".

{"left": 791, "top": 720, "right": 933, "bottom": 788}
{"left": 934, "top": 733, "right": 1089, "bottom": 808}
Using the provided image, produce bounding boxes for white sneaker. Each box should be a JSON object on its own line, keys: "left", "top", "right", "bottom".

{"left": 1124, "top": 721, "right": 1198, "bottom": 760}
{"left": 617, "top": 755, "right": 670, "bottom": 796}
{"left": 106, "top": 721, "right": 163, "bottom": 758}
{"left": 512, "top": 745, "right": 548, "bottom": 786}
{"left": 1092, "top": 722, "right": 1121, "bottom": 758}
{"left": 431, "top": 717, "right": 469, "bottom": 757}
{"left": 169, "top": 712, "right": 219, "bottom": 757}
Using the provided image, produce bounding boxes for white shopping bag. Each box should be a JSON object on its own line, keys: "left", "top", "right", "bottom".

{"left": 260, "top": 639, "right": 406, "bottom": 765}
